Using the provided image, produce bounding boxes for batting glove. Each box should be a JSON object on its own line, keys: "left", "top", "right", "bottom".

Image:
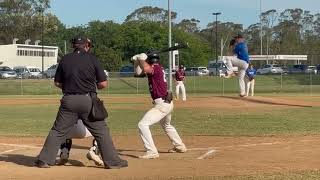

{"left": 131, "top": 53, "right": 148, "bottom": 61}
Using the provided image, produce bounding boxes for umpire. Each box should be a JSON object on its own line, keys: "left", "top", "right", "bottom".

{"left": 35, "top": 36, "right": 128, "bottom": 169}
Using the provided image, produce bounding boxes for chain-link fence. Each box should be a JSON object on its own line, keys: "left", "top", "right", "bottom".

{"left": 0, "top": 72, "right": 318, "bottom": 95}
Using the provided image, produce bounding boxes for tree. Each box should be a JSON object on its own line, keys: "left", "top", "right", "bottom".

{"left": 0, "top": 0, "right": 50, "bottom": 44}
{"left": 261, "top": 9, "right": 278, "bottom": 55}
{"left": 94, "top": 46, "right": 122, "bottom": 71}
{"left": 125, "top": 6, "right": 177, "bottom": 23}
{"left": 176, "top": 18, "right": 200, "bottom": 33}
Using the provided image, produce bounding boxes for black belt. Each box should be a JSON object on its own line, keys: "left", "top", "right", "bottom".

{"left": 64, "top": 93, "right": 89, "bottom": 96}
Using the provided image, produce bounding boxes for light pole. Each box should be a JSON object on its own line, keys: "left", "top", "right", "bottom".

{"left": 168, "top": 0, "right": 172, "bottom": 91}
{"left": 260, "top": 0, "right": 263, "bottom": 56}
{"left": 41, "top": 9, "right": 44, "bottom": 76}
{"left": 38, "top": 6, "right": 45, "bottom": 77}
{"left": 212, "top": 12, "right": 221, "bottom": 76}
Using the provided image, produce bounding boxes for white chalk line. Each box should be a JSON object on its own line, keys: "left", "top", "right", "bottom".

{"left": 197, "top": 149, "right": 216, "bottom": 159}
{"left": 190, "top": 141, "right": 282, "bottom": 160}
{"left": 189, "top": 141, "right": 282, "bottom": 152}
{"left": 0, "top": 148, "right": 24, "bottom": 155}
{"left": 0, "top": 143, "right": 40, "bottom": 149}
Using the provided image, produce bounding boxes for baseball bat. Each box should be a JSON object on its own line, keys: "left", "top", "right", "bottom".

{"left": 158, "top": 43, "right": 189, "bottom": 53}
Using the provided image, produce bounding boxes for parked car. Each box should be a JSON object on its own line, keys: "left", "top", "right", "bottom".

{"left": 305, "top": 66, "right": 317, "bottom": 74}
{"left": 208, "top": 60, "right": 238, "bottom": 77}
{"left": 119, "top": 65, "right": 134, "bottom": 77}
{"left": 185, "top": 67, "right": 209, "bottom": 76}
{"left": 257, "top": 64, "right": 284, "bottom": 74}
{"left": 13, "top": 66, "right": 31, "bottom": 79}
{"left": 27, "top": 66, "right": 42, "bottom": 78}
{"left": 14, "top": 66, "right": 42, "bottom": 79}
{"left": 0, "top": 66, "right": 17, "bottom": 79}
{"left": 288, "top": 64, "right": 307, "bottom": 74}
{"left": 43, "top": 64, "right": 58, "bottom": 78}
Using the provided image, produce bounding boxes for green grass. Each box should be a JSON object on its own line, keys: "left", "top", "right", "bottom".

{"left": 0, "top": 74, "right": 319, "bottom": 95}
{"left": 0, "top": 99, "right": 318, "bottom": 137}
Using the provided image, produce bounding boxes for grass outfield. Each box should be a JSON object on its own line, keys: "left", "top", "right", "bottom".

{"left": 0, "top": 95, "right": 319, "bottom": 179}
{"left": 0, "top": 95, "right": 318, "bottom": 137}
{"left": 0, "top": 74, "right": 319, "bottom": 95}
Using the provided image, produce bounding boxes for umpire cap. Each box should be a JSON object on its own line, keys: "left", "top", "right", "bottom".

{"left": 71, "top": 36, "right": 94, "bottom": 48}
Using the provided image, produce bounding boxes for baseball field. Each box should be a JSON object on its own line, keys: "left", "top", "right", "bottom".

{"left": 0, "top": 75, "right": 320, "bottom": 180}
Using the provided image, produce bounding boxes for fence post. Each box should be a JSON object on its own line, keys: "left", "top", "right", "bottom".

{"left": 20, "top": 77, "right": 23, "bottom": 96}
{"left": 310, "top": 72, "right": 313, "bottom": 96}
{"left": 107, "top": 76, "right": 110, "bottom": 95}
{"left": 136, "top": 77, "right": 139, "bottom": 94}
{"left": 280, "top": 73, "right": 283, "bottom": 93}
{"left": 223, "top": 77, "right": 225, "bottom": 96}
{"left": 193, "top": 72, "right": 196, "bottom": 94}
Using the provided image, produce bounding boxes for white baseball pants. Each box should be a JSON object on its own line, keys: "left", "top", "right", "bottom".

{"left": 67, "top": 120, "right": 92, "bottom": 139}
{"left": 245, "top": 78, "right": 255, "bottom": 97}
{"left": 225, "top": 56, "right": 249, "bottom": 95}
{"left": 138, "top": 98, "right": 185, "bottom": 153}
{"left": 175, "top": 81, "right": 186, "bottom": 101}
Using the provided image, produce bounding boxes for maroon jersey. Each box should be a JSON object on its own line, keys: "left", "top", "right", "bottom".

{"left": 147, "top": 64, "right": 168, "bottom": 100}
{"left": 175, "top": 69, "right": 185, "bottom": 81}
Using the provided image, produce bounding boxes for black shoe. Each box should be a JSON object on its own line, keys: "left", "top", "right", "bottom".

{"left": 105, "top": 159, "right": 128, "bottom": 169}
{"left": 34, "top": 159, "right": 50, "bottom": 168}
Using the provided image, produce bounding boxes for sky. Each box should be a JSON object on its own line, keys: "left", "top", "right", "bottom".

{"left": 49, "top": 0, "right": 320, "bottom": 29}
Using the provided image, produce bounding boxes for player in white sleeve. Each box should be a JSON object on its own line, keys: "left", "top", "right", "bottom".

{"left": 57, "top": 120, "right": 103, "bottom": 166}
{"left": 175, "top": 64, "right": 187, "bottom": 101}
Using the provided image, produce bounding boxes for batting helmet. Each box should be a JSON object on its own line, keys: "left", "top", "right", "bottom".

{"left": 146, "top": 50, "right": 160, "bottom": 64}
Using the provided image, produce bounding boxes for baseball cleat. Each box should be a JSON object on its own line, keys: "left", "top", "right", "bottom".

{"left": 34, "top": 159, "right": 50, "bottom": 168}
{"left": 105, "top": 159, "right": 128, "bottom": 169}
{"left": 86, "top": 146, "right": 104, "bottom": 166}
{"left": 168, "top": 145, "right": 187, "bottom": 153}
{"left": 138, "top": 152, "right": 159, "bottom": 159}
{"left": 57, "top": 147, "right": 69, "bottom": 165}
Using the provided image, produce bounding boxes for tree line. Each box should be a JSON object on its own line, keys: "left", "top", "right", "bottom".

{"left": 0, "top": 0, "right": 319, "bottom": 71}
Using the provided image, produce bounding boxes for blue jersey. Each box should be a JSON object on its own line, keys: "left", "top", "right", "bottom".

{"left": 234, "top": 42, "right": 249, "bottom": 63}
{"left": 246, "top": 68, "right": 256, "bottom": 79}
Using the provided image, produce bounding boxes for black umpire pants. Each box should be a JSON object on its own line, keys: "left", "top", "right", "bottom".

{"left": 37, "top": 94, "right": 122, "bottom": 167}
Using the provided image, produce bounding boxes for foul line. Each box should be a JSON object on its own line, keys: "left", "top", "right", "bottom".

{"left": 0, "top": 143, "right": 39, "bottom": 149}
{"left": 0, "top": 148, "right": 23, "bottom": 155}
{"left": 190, "top": 141, "right": 282, "bottom": 160}
{"left": 197, "top": 149, "right": 216, "bottom": 159}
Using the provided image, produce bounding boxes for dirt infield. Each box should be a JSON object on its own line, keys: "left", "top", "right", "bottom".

{"left": 1, "top": 135, "right": 320, "bottom": 180}
{"left": 0, "top": 96, "right": 318, "bottom": 179}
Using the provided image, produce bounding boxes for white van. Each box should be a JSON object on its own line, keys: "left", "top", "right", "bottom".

{"left": 13, "top": 66, "right": 42, "bottom": 79}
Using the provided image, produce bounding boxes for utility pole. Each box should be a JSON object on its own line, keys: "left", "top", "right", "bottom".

{"left": 168, "top": 0, "right": 173, "bottom": 91}
{"left": 213, "top": 12, "right": 221, "bottom": 76}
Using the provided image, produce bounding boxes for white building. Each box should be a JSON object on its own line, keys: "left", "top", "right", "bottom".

{"left": 0, "top": 44, "right": 58, "bottom": 71}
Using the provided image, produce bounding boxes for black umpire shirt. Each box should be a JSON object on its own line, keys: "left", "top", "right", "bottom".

{"left": 54, "top": 48, "right": 106, "bottom": 94}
